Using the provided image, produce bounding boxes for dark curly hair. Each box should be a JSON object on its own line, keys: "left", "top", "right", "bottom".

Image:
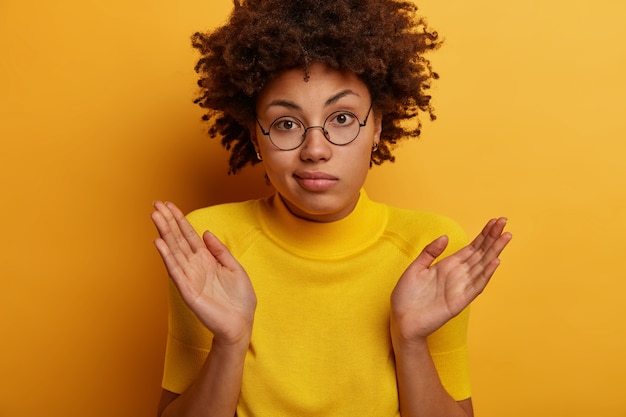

{"left": 192, "top": 0, "right": 441, "bottom": 174}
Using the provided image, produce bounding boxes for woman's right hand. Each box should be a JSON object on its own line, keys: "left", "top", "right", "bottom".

{"left": 151, "top": 201, "right": 257, "bottom": 346}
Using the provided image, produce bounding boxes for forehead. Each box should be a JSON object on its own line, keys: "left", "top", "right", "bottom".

{"left": 256, "top": 63, "right": 371, "bottom": 111}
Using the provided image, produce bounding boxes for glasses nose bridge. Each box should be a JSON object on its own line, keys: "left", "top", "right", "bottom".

{"left": 302, "top": 124, "right": 330, "bottom": 142}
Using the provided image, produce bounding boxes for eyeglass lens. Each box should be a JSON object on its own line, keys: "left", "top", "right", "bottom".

{"left": 268, "top": 110, "right": 362, "bottom": 150}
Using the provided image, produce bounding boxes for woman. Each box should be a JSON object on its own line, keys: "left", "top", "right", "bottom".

{"left": 151, "top": 1, "right": 512, "bottom": 416}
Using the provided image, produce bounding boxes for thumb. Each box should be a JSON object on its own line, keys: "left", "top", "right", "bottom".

{"left": 413, "top": 235, "right": 449, "bottom": 269}
{"left": 202, "top": 231, "right": 240, "bottom": 270}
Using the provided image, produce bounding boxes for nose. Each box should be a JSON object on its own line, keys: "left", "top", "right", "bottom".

{"left": 299, "top": 125, "right": 332, "bottom": 161}
{"left": 302, "top": 125, "right": 329, "bottom": 140}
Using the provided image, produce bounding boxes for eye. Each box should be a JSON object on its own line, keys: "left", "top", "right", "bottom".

{"left": 272, "top": 117, "right": 302, "bottom": 132}
{"left": 327, "top": 111, "right": 356, "bottom": 128}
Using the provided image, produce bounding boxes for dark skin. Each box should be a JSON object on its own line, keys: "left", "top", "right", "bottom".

{"left": 152, "top": 201, "right": 510, "bottom": 416}
{"left": 152, "top": 62, "right": 511, "bottom": 417}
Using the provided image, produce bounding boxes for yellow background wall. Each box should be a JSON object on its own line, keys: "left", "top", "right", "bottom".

{"left": 1, "top": 0, "right": 624, "bottom": 416}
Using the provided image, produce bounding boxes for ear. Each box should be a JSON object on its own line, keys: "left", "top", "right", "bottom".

{"left": 372, "top": 111, "right": 382, "bottom": 147}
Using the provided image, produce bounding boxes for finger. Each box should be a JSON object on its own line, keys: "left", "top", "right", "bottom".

{"left": 413, "top": 235, "right": 449, "bottom": 269}
{"left": 165, "top": 201, "right": 207, "bottom": 253}
{"left": 153, "top": 236, "right": 187, "bottom": 284}
{"left": 453, "top": 218, "right": 496, "bottom": 263}
{"left": 467, "top": 218, "right": 510, "bottom": 267}
{"left": 484, "top": 230, "right": 512, "bottom": 265}
{"left": 463, "top": 217, "right": 508, "bottom": 266}
{"left": 467, "top": 218, "right": 500, "bottom": 252}
{"left": 152, "top": 201, "right": 180, "bottom": 240}
{"left": 151, "top": 207, "right": 176, "bottom": 247}
{"left": 467, "top": 258, "right": 502, "bottom": 299}
{"left": 481, "top": 217, "right": 508, "bottom": 249}
{"left": 151, "top": 203, "right": 204, "bottom": 279}
{"left": 203, "top": 231, "right": 242, "bottom": 272}
{"left": 468, "top": 231, "right": 512, "bottom": 279}
{"left": 151, "top": 208, "right": 189, "bottom": 260}
{"left": 152, "top": 201, "right": 196, "bottom": 257}
{"left": 154, "top": 237, "right": 205, "bottom": 304}
{"left": 458, "top": 240, "right": 509, "bottom": 306}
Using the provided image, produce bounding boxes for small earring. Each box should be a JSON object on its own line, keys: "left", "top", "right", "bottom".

{"left": 372, "top": 143, "right": 379, "bottom": 152}
{"left": 256, "top": 152, "right": 263, "bottom": 161}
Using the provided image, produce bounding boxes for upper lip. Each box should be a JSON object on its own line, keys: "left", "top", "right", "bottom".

{"left": 294, "top": 171, "right": 338, "bottom": 180}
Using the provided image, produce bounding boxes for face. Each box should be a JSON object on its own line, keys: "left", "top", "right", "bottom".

{"left": 254, "top": 63, "right": 382, "bottom": 223}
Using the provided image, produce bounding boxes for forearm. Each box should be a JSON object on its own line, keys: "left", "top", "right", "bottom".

{"left": 392, "top": 332, "right": 471, "bottom": 417}
{"left": 159, "top": 337, "right": 249, "bottom": 417}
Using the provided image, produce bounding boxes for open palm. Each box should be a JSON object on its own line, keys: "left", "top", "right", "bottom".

{"left": 391, "top": 217, "right": 512, "bottom": 340}
{"left": 151, "top": 201, "right": 257, "bottom": 345}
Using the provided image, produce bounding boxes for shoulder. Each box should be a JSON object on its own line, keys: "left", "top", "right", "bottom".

{"left": 186, "top": 199, "right": 258, "bottom": 223}
{"left": 383, "top": 204, "right": 468, "bottom": 256}
{"left": 387, "top": 205, "right": 466, "bottom": 239}
{"left": 185, "top": 199, "right": 262, "bottom": 242}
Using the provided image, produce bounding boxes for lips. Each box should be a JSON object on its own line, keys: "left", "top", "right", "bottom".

{"left": 294, "top": 171, "right": 338, "bottom": 191}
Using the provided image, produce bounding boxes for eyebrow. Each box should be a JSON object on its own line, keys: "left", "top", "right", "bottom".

{"left": 264, "top": 89, "right": 361, "bottom": 111}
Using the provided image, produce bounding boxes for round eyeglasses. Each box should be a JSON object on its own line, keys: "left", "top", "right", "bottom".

{"left": 255, "top": 105, "right": 372, "bottom": 151}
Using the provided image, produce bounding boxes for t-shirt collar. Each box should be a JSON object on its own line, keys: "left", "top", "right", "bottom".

{"left": 258, "top": 189, "right": 388, "bottom": 258}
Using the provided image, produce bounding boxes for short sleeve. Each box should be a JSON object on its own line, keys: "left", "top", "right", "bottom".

{"left": 161, "top": 279, "right": 213, "bottom": 393}
{"left": 428, "top": 306, "right": 471, "bottom": 400}
{"left": 426, "top": 214, "right": 472, "bottom": 400}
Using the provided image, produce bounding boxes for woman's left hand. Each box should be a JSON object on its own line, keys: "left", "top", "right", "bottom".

{"left": 390, "top": 217, "right": 512, "bottom": 343}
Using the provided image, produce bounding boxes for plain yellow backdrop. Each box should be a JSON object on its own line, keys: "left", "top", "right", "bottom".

{"left": 1, "top": 0, "right": 624, "bottom": 416}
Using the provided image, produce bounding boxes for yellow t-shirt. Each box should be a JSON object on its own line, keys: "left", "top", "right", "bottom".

{"left": 162, "top": 190, "right": 471, "bottom": 416}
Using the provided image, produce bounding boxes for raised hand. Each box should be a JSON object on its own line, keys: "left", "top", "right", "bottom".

{"left": 391, "top": 218, "right": 512, "bottom": 342}
{"left": 151, "top": 201, "right": 257, "bottom": 346}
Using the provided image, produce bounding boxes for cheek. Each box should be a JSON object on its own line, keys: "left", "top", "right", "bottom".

{"left": 357, "top": 141, "right": 375, "bottom": 164}
{"left": 262, "top": 153, "right": 292, "bottom": 178}
{"left": 343, "top": 147, "right": 372, "bottom": 180}
{"left": 355, "top": 158, "right": 372, "bottom": 182}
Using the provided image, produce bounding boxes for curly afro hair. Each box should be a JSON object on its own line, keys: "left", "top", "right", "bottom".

{"left": 192, "top": 0, "right": 441, "bottom": 174}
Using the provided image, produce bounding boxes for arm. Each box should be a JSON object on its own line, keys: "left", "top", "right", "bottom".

{"left": 392, "top": 336, "right": 474, "bottom": 417}
{"left": 157, "top": 336, "right": 248, "bottom": 417}
{"left": 151, "top": 201, "right": 257, "bottom": 417}
{"left": 391, "top": 218, "right": 512, "bottom": 417}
